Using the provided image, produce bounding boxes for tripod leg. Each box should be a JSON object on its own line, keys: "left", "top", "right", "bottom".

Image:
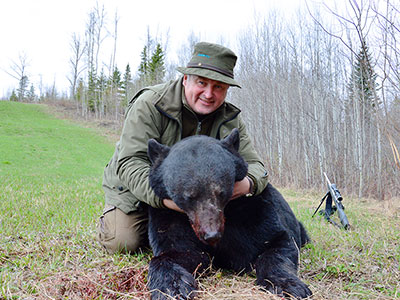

{"left": 312, "top": 192, "right": 329, "bottom": 218}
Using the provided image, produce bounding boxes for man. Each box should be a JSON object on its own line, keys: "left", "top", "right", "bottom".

{"left": 97, "top": 42, "right": 269, "bottom": 254}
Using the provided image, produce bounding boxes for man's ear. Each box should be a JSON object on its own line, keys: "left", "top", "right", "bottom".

{"left": 147, "top": 139, "right": 170, "bottom": 165}
{"left": 221, "top": 128, "right": 240, "bottom": 152}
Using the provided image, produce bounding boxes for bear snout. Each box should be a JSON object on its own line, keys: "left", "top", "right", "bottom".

{"left": 204, "top": 231, "right": 223, "bottom": 245}
{"left": 188, "top": 207, "right": 225, "bottom": 246}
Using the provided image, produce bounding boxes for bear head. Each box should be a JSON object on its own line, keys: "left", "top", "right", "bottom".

{"left": 147, "top": 128, "right": 248, "bottom": 246}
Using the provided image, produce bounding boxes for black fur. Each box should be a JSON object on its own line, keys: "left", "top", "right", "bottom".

{"left": 147, "top": 129, "right": 312, "bottom": 299}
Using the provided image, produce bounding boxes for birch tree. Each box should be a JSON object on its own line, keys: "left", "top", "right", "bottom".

{"left": 68, "top": 33, "right": 86, "bottom": 101}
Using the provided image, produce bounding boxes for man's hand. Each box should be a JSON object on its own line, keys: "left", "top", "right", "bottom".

{"left": 163, "top": 199, "right": 185, "bottom": 213}
{"left": 230, "top": 176, "right": 252, "bottom": 200}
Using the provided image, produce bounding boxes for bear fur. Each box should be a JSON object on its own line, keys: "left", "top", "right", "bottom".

{"left": 146, "top": 128, "right": 312, "bottom": 299}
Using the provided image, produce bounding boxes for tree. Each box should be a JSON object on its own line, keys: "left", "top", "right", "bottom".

{"left": 110, "top": 66, "right": 122, "bottom": 89}
{"left": 26, "top": 84, "right": 37, "bottom": 102}
{"left": 348, "top": 40, "right": 379, "bottom": 124}
{"left": 109, "top": 66, "right": 124, "bottom": 119}
{"left": 68, "top": 33, "right": 86, "bottom": 100}
{"left": 9, "top": 90, "right": 18, "bottom": 102}
{"left": 5, "top": 53, "right": 29, "bottom": 101}
{"left": 122, "top": 63, "right": 133, "bottom": 104}
{"left": 148, "top": 43, "right": 165, "bottom": 85}
{"left": 84, "top": 3, "right": 107, "bottom": 116}
{"left": 17, "top": 75, "right": 29, "bottom": 102}
{"left": 138, "top": 45, "right": 150, "bottom": 83}
{"left": 138, "top": 43, "right": 166, "bottom": 86}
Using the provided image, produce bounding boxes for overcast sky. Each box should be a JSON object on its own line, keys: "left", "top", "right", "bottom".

{"left": 0, "top": 0, "right": 332, "bottom": 98}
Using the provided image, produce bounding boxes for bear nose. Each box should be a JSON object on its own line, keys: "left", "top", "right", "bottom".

{"left": 204, "top": 231, "right": 222, "bottom": 245}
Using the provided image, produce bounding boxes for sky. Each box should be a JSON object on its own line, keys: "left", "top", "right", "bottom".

{"left": 0, "top": 0, "right": 330, "bottom": 98}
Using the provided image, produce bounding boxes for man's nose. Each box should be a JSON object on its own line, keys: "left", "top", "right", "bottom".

{"left": 203, "top": 86, "right": 213, "bottom": 99}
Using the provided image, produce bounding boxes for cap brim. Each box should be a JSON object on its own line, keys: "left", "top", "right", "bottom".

{"left": 177, "top": 67, "right": 241, "bottom": 88}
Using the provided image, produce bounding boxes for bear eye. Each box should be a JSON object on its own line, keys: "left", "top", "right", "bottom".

{"left": 218, "top": 191, "right": 228, "bottom": 200}
{"left": 183, "top": 191, "right": 197, "bottom": 201}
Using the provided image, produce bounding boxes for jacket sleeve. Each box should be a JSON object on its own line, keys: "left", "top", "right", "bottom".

{"left": 116, "top": 91, "right": 167, "bottom": 209}
{"left": 236, "top": 116, "right": 269, "bottom": 195}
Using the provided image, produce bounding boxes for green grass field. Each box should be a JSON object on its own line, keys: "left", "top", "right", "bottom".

{"left": 0, "top": 101, "right": 399, "bottom": 299}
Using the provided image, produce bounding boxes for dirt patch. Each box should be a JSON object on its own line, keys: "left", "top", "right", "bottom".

{"left": 41, "top": 265, "right": 149, "bottom": 300}
{"left": 43, "top": 100, "right": 123, "bottom": 143}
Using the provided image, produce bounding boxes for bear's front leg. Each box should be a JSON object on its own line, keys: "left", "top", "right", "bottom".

{"left": 148, "top": 254, "right": 197, "bottom": 300}
{"left": 147, "top": 208, "right": 211, "bottom": 300}
{"left": 148, "top": 249, "right": 210, "bottom": 300}
{"left": 255, "top": 232, "right": 312, "bottom": 299}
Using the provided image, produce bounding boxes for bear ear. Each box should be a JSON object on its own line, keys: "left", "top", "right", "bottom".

{"left": 221, "top": 129, "right": 248, "bottom": 181}
{"left": 221, "top": 128, "right": 240, "bottom": 152}
{"left": 233, "top": 156, "right": 248, "bottom": 181}
{"left": 147, "top": 139, "right": 170, "bottom": 165}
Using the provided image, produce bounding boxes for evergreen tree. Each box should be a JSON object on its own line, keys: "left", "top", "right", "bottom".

{"left": 9, "top": 90, "right": 18, "bottom": 101}
{"left": 348, "top": 41, "right": 379, "bottom": 123}
{"left": 87, "top": 66, "right": 97, "bottom": 112}
{"left": 137, "top": 43, "right": 166, "bottom": 86}
{"left": 17, "top": 75, "right": 29, "bottom": 101}
{"left": 123, "top": 63, "right": 133, "bottom": 104}
{"left": 148, "top": 43, "right": 165, "bottom": 85}
{"left": 97, "top": 69, "right": 108, "bottom": 94}
{"left": 111, "top": 66, "right": 122, "bottom": 88}
{"left": 97, "top": 69, "right": 108, "bottom": 113}
{"left": 26, "top": 84, "right": 37, "bottom": 102}
{"left": 110, "top": 66, "right": 123, "bottom": 103}
{"left": 138, "top": 45, "right": 149, "bottom": 82}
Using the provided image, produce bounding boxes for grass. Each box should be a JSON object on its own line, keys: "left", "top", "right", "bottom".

{"left": 0, "top": 101, "right": 399, "bottom": 299}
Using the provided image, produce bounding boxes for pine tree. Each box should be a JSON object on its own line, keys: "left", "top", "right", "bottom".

{"left": 348, "top": 41, "right": 379, "bottom": 123}
{"left": 17, "top": 75, "right": 29, "bottom": 101}
{"left": 97, "top": 69, "right": 108, "bottom": 95}
{"left": 87, "top": 66, "right": 97, "bottom": 112}
{"left": 138, "top": 45, "right": 149, "bottom": 82}
{"left": 137, "top": 43, "right": 166, "bottom": 86}
{"left": 148, "top": 43, "right": 165, "bottom": 84}
{"left": 9, "top": 90, "right": 18, "bottom": 101}
{"left": 123, "top": 63, "right": 133, "bottom": 105}
{"left": 111, "top": 66, "right": 122, "bottom": 89}
{"left": 27, "top": 84, "right": 37, "bottom": 102}
{"left": 347, "top": 39, "right": 380, "bottom": 199}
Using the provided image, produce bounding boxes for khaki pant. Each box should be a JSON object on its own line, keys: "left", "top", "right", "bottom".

{"left": 97, "top": 205, "right": 149, "bottom": 254}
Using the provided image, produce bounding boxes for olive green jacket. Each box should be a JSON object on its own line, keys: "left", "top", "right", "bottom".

{"left": 102, "top": 77, "right": 269, "bottom": 214}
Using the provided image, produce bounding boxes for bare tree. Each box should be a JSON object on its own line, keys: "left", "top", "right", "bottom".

{"left": 5, "top": 53, "right": 29, "bottom": 101}
{"left": 68, "top": 33, "right": 86, "bottom": 101}
{"left": 84, "top": 2, "right": 108, "bottom": 117}
{"left": 109, "top": 10, "right": 119, "bottom": 120}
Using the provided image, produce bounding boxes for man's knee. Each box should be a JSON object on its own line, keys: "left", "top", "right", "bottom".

{"left": 97, "top": 205, "right": 148, "bottom": 254}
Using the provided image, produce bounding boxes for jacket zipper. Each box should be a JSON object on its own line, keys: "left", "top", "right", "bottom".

{"left": 196, "top": 121, "right": 202, "bottom": 135}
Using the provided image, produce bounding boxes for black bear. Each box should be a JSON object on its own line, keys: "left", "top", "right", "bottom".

{"left": 146, "top": 129, "right": 312, "bottom": 299}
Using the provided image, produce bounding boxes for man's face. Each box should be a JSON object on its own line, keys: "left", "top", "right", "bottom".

{"left": 183, "top": 75, "right": 229, "bottom": 115}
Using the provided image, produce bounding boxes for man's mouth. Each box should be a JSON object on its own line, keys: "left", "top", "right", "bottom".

{"left": 199, "top": 98, "right": 213, "bottom": 105}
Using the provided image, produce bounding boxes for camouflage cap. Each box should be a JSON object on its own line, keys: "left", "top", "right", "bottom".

{"left": 177, "top": 42, "right": 241, "bottom": 88}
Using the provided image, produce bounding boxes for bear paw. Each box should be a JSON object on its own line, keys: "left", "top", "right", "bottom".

{"left": 148, "top": 257, "right": 198, "bottom": 300}
{"left": 258, "top": 276, "right": 312, "bottom": 299}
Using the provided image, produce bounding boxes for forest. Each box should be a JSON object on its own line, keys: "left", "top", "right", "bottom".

{"left": 5, "top": 0, "right": 400, "bottom": 200}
